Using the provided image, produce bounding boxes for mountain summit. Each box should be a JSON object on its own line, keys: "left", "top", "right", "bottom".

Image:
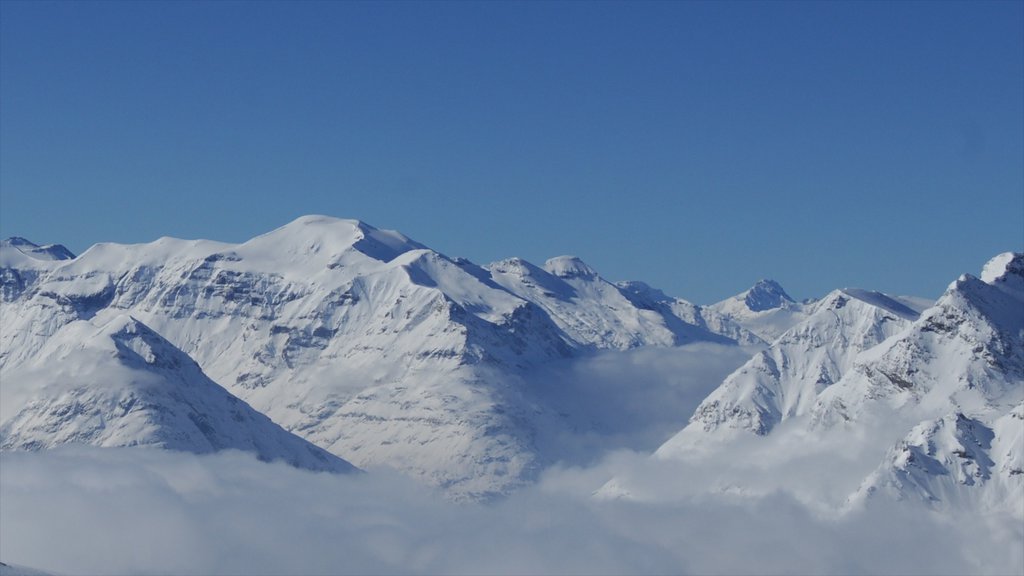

{"left": 743, "top": 279, "right": 794, "bottom": 312}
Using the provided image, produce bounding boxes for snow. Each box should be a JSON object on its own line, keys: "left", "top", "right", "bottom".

{"left": 706, "top": 279, "right": 808, "bottom": 343}
{"left": 0, "top": 309, "right": 355, "bottom": 473}
{"left": 543, "top": 255, "right": 600, "bottom": 279}
{"left": 981, "top": 251, "right": 1018, "bottom": 284}
{"left": 0, "top": 238, "right": 74, "bottom": 264}
{"left": 658, "top": 287, "right": 921, "bottom": 455}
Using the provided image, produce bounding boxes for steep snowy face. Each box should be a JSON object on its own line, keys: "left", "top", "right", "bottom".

{"left": 707, "top": 279, "right": 807, "bottom": 343}
{"left": 0, "top": 311, "right": 354, "bottom": 473}
{"left": 658, "top": 288, "right": 919, "bottom": 452}
{"left": 641, "top": 253, "right": 1023, "bottom": 516}
{"left": 812, "top": 258, "right": 1024, "bottom": 430}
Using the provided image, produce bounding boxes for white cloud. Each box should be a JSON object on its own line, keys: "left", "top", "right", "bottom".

{"left": 2, "top": 446, "right": 1020, "bottom": 576}
{"left": 2, "top": 342, "right": 1019, "bottom": 575}
{"left": 522, "top": 343, "right": 757, "bottom": 465}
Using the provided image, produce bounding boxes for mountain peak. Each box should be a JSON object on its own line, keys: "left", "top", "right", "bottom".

{"left": 743, "top": 279, "right": 793, "bottom": 312}
{"left": 251, "top": 215, "right": 424, "bottom": 264}
{"left": 543, "top": 255, "right": 598, "bottom": 280}
{"left": 1, "top": 237, "right": 75, "bottom": 261}
{"left": 3, "top": 236, "right": 37, "bottom": 248}
{"left": 980, "top": 252, "right": 1024, "bottom": 296}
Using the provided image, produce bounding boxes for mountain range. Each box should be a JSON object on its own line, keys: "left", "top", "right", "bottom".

{"left": 1, "top": 217, "right": 1020, "bottom": 510}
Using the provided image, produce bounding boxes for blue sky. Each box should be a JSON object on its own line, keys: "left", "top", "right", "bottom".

{"left": 1, "top": 1, "right": 1021, "bottom": 303}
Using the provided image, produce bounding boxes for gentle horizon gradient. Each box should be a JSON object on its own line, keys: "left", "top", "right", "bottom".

{"left": 1, "top": 1, "right": 1021, "bottom": 304}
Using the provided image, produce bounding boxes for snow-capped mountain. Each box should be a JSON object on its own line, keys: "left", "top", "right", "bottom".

{"left": 0, "top": 310, "right": 353, "bottom": 473}
{"left": 706, "top": 279, "right": 808, "bottom": 343}
{"left": 4, "top": 215, "right": 1018, "bottom": 510}
{"left": 812, "top": 256, "right": 1024, "bottom": 431}
{"left": 658, "top": 288, "right": 920, "bottom": 452}
{"left": 815, "top": 253, "right": 1024, "bottom": 513}
{"left": 651, "top": 252, "right": 1024, "bottom": 515}
{"left": 0, "top": 216, "right": 747, "bottom": 499}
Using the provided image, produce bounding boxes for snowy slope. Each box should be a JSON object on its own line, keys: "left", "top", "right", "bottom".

{"left": 0, "top": 237, "right": 75, "bottom": 263}
{"left": 850, "top": 405, "right": 1023, "bottom": 518}
{"left": 0, "top": 310, "right": 354, "bottom": 473}
{"left": 812, "top": 254, "right": 1024, "bottom": 430}
{"left": 814, "top": 254, "right": 1024, "bottom": 512}
{"left": 657, "top": 288, "right": 919, "bottom": 454}
{"left": 0, "top": 238, "right": 74, "bottom": 303}
{"left": 487, "top": 256, "right": 753, "bottom": 349}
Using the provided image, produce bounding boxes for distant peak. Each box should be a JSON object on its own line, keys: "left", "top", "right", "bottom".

{"left": 255, "top": 215, "right": 424, "bottom": 263}
{"left": 2, "top": 236, "right": 75, "bottom": 261}
{"left": 3, "top": 236, "right": 38, "bottom": 248}
{"left": 743, "top": 279, "right": 793, "bottom": 311}
{"left": 544, "top": 255, "right": 598, "bottom": 280}
{"left": 488, "top": 257, "right": 536, "bottom": 276}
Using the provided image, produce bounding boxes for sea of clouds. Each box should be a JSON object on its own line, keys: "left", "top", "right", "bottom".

{"left": 2, "top": 343, "right": 1021, "bottom": 575}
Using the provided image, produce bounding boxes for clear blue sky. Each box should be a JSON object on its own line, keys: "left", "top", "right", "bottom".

{"left": 2, "top": 1, "right": 1021, "bottom": 304}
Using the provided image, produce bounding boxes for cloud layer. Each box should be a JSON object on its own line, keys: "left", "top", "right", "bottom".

{"left": 2, "top": 445, "right": 1020, "bottom": 576}
{"left": 2, "top": 344, "right": 1020, "bottom": 576}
